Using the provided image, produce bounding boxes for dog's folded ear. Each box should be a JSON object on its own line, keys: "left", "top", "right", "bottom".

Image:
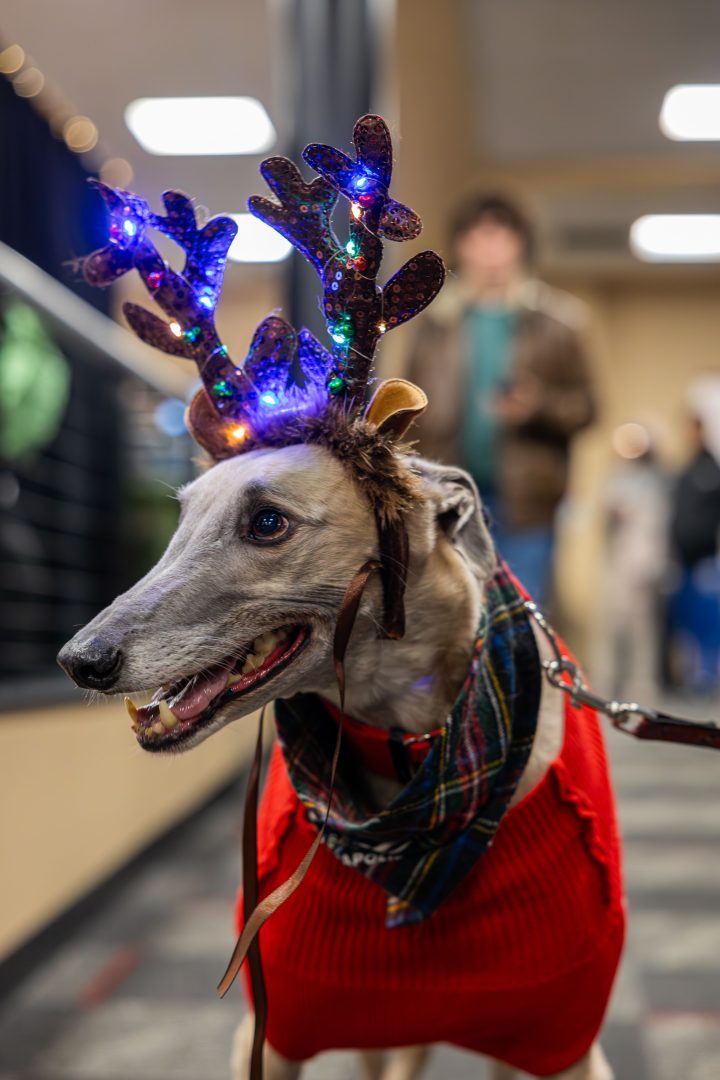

{"left": 365, "top": 379, "right": 428, "bottom": 441}
{"left": 411, "top": 458, "right": 497, "bottom": 580}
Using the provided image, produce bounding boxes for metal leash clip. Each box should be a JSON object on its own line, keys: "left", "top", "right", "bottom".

{"left": 524, "top": 601, "right": 720, "bottom": 752}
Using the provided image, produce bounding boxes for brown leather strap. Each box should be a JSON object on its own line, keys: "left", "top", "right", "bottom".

{"left": 240, "top": 709, "right": 268, "bottom": 1080}
{"left": 216, "top": 724, "right": 343, "bottom": 1004}
{"left": 618, "top": 710, "right": 720, "bottom": 750}
{"left": 333, "top": 559, "right": 382, "bottom": 702}
{"left": 217, "top": 559, "right": 383, "bottom": 1080}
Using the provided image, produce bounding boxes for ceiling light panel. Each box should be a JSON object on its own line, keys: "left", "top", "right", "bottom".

{"left": 630, "top": 215, "right": 720, "bottom": 262}
{"left": 125, "top": 96, "right": 276, "bottom": 156}
{"left": 660, "top": 85, "right": 720, "bottom": 141}
{"left": 227, "top": 214, "right": 291, "bottom": 263}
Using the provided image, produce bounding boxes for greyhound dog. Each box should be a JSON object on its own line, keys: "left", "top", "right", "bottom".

{"left": 58, "top": 445, "right": 616, "bottom": 1080}
{"left": 57, "top": 115, "right": 621, "bottom": 1080}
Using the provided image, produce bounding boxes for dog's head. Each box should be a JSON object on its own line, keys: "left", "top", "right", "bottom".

{"left": 58, "top": 115, "right": 495, "bottom": 746}
{"left": 57, "top": 445, "right": 493, "bottom": 752}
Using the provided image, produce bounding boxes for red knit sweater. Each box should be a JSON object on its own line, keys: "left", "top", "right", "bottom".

{"left": 236, "top": 696, "right": 625, "bottom": 1077}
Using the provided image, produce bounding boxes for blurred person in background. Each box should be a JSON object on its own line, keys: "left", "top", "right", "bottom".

{"left": 593, "top": 421, "right": 670, "bottom": 702}
{"left": 406, "top": 194, "right": 596, "bottom": 604}
{"left": 667, "top": 375, "right": 720, "bottom": 693}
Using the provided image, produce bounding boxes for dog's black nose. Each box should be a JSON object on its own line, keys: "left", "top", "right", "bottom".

{"left": 57, "top": 639, "right": 124, "bottom": 690}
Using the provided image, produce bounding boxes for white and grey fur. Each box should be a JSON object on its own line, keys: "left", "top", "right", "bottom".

{"left": 58, "top": 444, "right": 612, "bottom": 1080}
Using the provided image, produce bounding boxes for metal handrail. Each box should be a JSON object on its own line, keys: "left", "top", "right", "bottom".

{"left": 0, "top": 241, "right": 193, "bottom": 399}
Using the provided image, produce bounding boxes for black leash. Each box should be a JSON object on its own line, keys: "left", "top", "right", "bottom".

{"left": 525, "top": 601, "right": 720, "bottom": 752}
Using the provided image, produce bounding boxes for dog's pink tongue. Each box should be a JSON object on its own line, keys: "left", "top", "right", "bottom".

{"left": 169, "top": 668, "right": 228, "bottom": 721}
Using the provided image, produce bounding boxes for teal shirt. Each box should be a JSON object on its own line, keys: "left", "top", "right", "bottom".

{"left": 460, "top": 306, "right": 517, "bottom": 493}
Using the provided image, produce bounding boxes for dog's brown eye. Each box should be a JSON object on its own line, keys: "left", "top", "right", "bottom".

{"left": 248, "top": 508, "right": 289, "bottom": 542}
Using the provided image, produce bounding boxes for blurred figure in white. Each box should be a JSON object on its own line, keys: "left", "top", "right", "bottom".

{"left": 593, "top": 421, "right": 670, "bottom": 702}
{"left": 667, "top": 376, "right": 720, "bottom": 693}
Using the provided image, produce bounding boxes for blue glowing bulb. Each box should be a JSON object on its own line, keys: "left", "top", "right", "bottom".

{"left": 122, "top": 218, "right": 137, "bottom": 238}
{"left": 331, "top": 330, "right": 347, "bottom": 345}
{"left": 198, "top": 292, "right": 214, "bottom": 310}
{"left": 353, "top": 173, "right": 372, "bottom": 192}
{"left": 260, "top": 391, "right": 279, "bottom": 407}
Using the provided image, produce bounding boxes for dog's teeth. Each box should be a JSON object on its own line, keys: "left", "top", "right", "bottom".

{"left": 226, "top": 630, "right": 289, "bottom": 683}
{"left": 241, "top": 653, "right": 262, "bottom": 674}
{"left": 152, "top": 720, "right": 165, "bottom": 735}
{"left": 158, "top": 700, "right": 177, "bottom": 730}
{"left": 125, "top": 698, "right": 140, "bottom": 730}
{"left": 253, "top": 632, "right": 274, "bottom": 658}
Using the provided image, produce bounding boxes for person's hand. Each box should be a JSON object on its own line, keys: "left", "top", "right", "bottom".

{"left": 493, "top": 378, "right": 542, "bottom": 425}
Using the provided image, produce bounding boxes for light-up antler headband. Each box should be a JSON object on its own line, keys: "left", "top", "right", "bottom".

{"left": 83, "top": 114, "right": 446, "bottom": 636}
{"left": 84, "top": 114, "right": 443, "bottom": 452}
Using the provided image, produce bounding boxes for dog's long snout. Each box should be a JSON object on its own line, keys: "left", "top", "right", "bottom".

{"left": 57, "top": 637, "right": 124, "bottom": 691}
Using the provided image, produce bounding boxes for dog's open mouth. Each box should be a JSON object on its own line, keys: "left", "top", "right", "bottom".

{"left": 126, "top": 625, "right": 310, "bottom": 749}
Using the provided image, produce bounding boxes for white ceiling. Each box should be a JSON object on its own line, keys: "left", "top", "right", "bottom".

{"left": 1, "top": 0, "right": 285, "bottom": 217}
{"left": 457, "top": 0, "right": 720, "bottom": 268}
{"left": 462, "top": 0, "right": 720, "bottom": 164}
{"left": 6, "top": 0, "right": 720, "bottom": 272}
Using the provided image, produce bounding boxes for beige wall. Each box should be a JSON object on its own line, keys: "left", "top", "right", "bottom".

{"left": 0, "top": 697, "right": 258, "bottom": 960}
{"left": 391, "top": 0, "right": 720, "bottom": 649}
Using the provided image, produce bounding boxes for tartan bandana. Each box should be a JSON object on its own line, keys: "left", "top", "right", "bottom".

{"left": 274, "top": 561, "right": 541, "bottom": 928}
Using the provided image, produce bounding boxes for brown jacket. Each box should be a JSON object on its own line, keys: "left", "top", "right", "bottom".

{"left": 405, "top": 280, "right": 596, "bottom": 528}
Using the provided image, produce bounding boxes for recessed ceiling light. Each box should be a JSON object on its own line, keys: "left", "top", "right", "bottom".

{"left": 0, "top": 44, "right": 25, "bottom": 75}
{"left": 63, "top": 116, "right": 98, "bottom": 153}
{"left": 227, "top": 214, "right": 291, "bottom": 263}
{"left": 660, "top": 84, "right": 720, "bottom": 140}
{"left": 630, "top": 215, "right": 720, "bottom": 262}
{"left": 124, "top": 97, "right": 276, "bottom": 156}
{"left": 12, "top": 66, "right": 45, "bottom": 98}
{"left": 100, "top": 157, "right": 134, "bottom": 188}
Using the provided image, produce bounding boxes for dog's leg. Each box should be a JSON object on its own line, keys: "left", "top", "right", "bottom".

{"left": 231, "top": 1016, "right": 303, "bottom": 1080}
{"left": 487, "top": 1060, "right": 515, "bottom": 1080}
{"left": 358, "top": 1050, "right": 386, "bottom": 1080}
{"left": 379, "top": 1045, "right": 430, "bottom": 1080}
{"left": 488, "top": 1042, "right": 612, "bottom": 1080}
{"left": 545, "top": 1042, "right": 613, "bottom": 1080}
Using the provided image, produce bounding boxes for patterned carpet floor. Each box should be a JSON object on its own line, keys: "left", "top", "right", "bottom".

{"left": 1, "top": 697, "right": 719, "bottom": 1080}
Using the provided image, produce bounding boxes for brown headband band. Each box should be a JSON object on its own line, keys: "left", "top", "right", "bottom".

{"left": 217, "top": 559, "right": 384, "bottom": 1080}
{"left": 377, "top": 517, "right": 409, "bottom": 640}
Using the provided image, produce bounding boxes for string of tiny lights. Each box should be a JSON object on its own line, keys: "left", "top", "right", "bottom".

{"left": 0, "top": 41, "right": 134, "bottom": 188}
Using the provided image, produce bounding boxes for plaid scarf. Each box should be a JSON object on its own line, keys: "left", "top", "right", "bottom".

{"left": 274, "top": 562, "right": 541, "bottom": 928}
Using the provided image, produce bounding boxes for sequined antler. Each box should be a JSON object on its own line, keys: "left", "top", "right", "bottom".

{"left": 250, "top": 114, "right": 445, "bottom": 406}
{"left": 83, "top": 183, "right": 252, "bottom": 419}
{"left": 84, "top": 115, "right": 445, "bottom": 457}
